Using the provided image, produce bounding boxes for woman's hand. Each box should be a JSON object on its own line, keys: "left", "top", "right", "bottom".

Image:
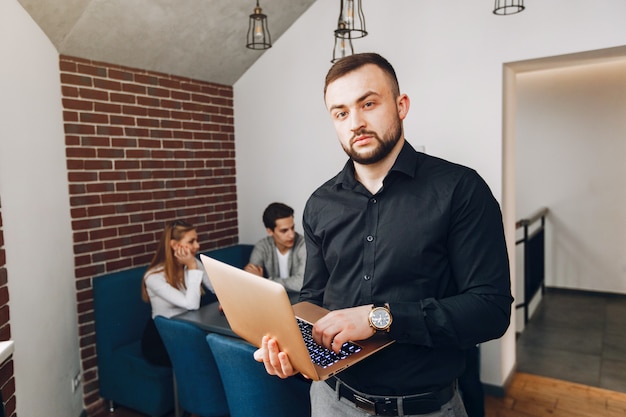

{"left": 173, "top": 245, "right": 197, "bottom": 269}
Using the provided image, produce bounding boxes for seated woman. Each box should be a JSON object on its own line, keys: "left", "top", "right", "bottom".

{"left": 140, "top": 220, "right": 214, "bottom": 366}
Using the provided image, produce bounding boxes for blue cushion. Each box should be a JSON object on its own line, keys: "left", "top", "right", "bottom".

{"left": 114, "top": 342, "right": 172, "bottom": 377}
{"left": 99, "top": 341, "right": 173, "bottom": 416}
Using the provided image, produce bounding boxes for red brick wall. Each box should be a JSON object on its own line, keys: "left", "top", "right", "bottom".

{"left": 0, "top": 202, "right": 16, "bottom": 417}
{"left": 59, "top": 55, "right": 239, "bottom": 415}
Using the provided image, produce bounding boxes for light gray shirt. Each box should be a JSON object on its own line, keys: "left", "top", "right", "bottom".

{"left": 248, "top": 233, "right": 306, "bottom": 299}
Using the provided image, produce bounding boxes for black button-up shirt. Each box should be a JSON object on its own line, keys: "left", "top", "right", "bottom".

{"left": 301, "top": 141, "right": 513, "bottom": 396}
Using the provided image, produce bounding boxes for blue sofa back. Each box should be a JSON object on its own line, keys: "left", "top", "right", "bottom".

{"left": 201, "top": 244, "right": 253, "bottom": 269}
{"left": 155, "top": 316, "right": 229, "bottom": 417}
{"left": 94, "top": 266, "right": 149, "bottom": 352}
{"left": 206, "top": 333, "right": 311, "bottom": 417}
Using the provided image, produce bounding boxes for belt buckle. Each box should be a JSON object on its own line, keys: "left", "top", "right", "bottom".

{"left": 353, "top": 394, "right": 376, "bottom": 414}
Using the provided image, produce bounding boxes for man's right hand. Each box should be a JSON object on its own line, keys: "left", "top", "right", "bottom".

{"left": 253, "top": 336, "right": 299, "bottom": 379}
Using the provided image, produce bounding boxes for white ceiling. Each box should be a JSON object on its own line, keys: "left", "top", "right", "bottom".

{"left": 18, "top": 0, "right": 316, "bottom": 85}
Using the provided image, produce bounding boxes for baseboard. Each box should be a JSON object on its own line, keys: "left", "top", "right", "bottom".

{"left": 483, "top": 382, "right": 505, "bottom": 398}
{"left": 545, "top": 286, "right": 626, "bottom": 299}
{"left": 482, "top": 363, "right": 516, "bottom": 398}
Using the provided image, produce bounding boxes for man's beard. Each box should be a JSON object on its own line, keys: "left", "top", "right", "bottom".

{"left": 342, "top": 117, "right": 402, "bottom": 165}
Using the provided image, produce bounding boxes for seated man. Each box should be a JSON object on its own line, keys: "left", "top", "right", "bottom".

{"left": 244, "top": 202, "right": 306, "bottom": 304}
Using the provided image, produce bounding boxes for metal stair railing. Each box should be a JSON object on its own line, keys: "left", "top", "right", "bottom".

{"left": 515, "top": 207, "right": 549, "bottom": 324}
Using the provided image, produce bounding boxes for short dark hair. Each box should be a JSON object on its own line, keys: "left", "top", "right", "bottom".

{"left": 324, "top": 52, "right": 400, "bottom": 98}
{"left": 262, "top": 202, "right": 294, "bottom": 230}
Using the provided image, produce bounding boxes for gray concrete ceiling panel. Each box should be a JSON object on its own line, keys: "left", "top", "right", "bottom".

{"left": 18, "top": 0, "right": 316, "bottom": 85}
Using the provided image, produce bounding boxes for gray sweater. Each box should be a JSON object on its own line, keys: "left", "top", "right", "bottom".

{"left": 248, "top": 233, "right": 306, "bottom": 299}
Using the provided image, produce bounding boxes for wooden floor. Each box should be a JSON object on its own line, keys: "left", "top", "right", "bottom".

{"left": 516, "top": 289, "right": 626, "bottom": 393}
{"left": 485, "top": 372, "right": 626, "bottom": 417}
{"left": 108, "top": 372, "right": 626, "bottom": 417}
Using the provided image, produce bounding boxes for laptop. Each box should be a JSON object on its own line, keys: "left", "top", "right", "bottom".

{"left": 200, "top": 254, "right": 395, "bottom": 381}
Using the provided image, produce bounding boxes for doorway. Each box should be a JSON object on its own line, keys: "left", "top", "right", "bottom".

{"left": 502, "top": 45, "right": 626, "bottom": 391}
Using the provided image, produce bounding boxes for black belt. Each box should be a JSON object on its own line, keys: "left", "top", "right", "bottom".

{"left": 324, "top": 376, "right": 455, "bottom": 416}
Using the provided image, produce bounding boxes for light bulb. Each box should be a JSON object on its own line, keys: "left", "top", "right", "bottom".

{"left": 342, "top": 0, "right": 354, "bottom": 28}
{"left": 254, "top": 19, "right": 263, "bottom": 38}
{"left": 333, "top": 34, "right": 352, "bottom": 61}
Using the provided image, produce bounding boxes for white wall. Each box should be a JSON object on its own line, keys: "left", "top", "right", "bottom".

{"left": 234, "top": 0, "right": 626, "bottom": 388}
{"left": 516, "top": 61, "right": 626, "bottom": 294}
{"left": 0, "top": 1, "right": 81, "bottom": 416}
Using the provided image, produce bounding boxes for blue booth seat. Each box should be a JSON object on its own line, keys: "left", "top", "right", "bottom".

{"left": 206, "top": 333, "right": 312, "bottom": 417}
{"left": 93, "top": 244, "right": 253, "bottom": 416}
{"left": 93, "top": 266, "right": 174, "bottom": 417}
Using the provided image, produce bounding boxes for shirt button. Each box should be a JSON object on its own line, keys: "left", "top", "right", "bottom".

{"left": 366, "top": 235, "right": 374, "bottom": 242}
{"left": 370, "top": 198, "right": 377, "bottom": 204}
{"left": 364, "top": 275, "right": 371, "bottom": 281}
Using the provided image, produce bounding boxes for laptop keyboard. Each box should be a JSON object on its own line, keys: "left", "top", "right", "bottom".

{"left": 297, "top": 318, "right": 362, "bottom": 368}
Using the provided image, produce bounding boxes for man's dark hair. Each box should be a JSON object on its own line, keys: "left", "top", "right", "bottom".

{"left": 262, "top": 202, "right": 294, "bottom": 230}
{"left": 324, "top": 52, "right": 400, "bottom": 98}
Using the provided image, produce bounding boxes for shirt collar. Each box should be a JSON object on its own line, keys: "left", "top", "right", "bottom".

{"left": 333, "top": 140, "right": 420, "bottom": 190}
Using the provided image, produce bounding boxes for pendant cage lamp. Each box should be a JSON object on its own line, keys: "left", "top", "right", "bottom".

{"left": 331, "top": 23, "right": 354, "bottom": 63}
{"left": 335, "top": 0, "right": 367, "bottom": 40}
{"left": 246, "top": 0, "right": 272, "bottom": 50}
{"left": 493, "top": 0, "right": 525, "bottom": 15}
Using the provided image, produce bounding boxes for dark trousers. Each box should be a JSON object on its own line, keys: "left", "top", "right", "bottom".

{"left": 141, "top": 318, "right": 172, "bottom": 367}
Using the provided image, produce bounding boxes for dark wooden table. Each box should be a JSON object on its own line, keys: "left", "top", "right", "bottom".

{"left": 173, "top": 301, "right": 238, "bottom": 338}
{"left": 174, "top": 288, "right": 300, "bottom": 338}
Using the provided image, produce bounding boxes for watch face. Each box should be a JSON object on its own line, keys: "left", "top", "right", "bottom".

{"left": 371, "top": 308, "right": 391, "bottom": 329}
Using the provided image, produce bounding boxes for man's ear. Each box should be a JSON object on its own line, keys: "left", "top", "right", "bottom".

{"left": 397, "top": 93, "right": 410, "bottom": 121}
{"left": 265, "top": 227, "right": 274, "bottom": 237}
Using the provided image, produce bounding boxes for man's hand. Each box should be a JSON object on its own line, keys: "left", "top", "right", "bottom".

{"left": 244, "top": 263, "right": 264, "bottom": 277}
{"left": 253, "top": 336, "right": 298, "bottom": 379}
{"left": 313, "top": 305, "right": 374, "bottom": 353}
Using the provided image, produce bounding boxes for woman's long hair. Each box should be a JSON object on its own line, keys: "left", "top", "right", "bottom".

{"left": 141, "top": 220, "right": 195, "bottom": 302}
